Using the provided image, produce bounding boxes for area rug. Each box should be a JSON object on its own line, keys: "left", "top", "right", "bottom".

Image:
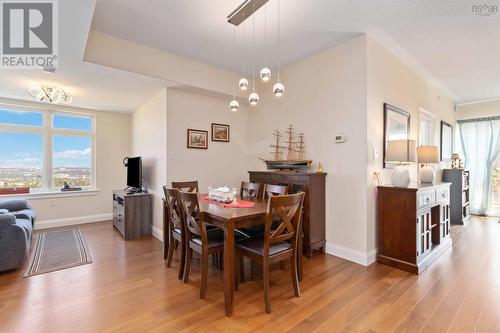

{"left": 25, "top": 228, "right": 92, "bottom": 277}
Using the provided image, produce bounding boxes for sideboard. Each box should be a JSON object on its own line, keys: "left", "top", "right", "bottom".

{"left": 248, "top": 171, "right": 326, "bottom": 257}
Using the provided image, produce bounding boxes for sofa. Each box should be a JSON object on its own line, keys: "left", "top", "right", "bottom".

{"left": 0, "top": 199, "right": 36, "bottom": 272}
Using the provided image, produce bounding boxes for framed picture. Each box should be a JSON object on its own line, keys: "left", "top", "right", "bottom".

{"left": 383, "top": 103, "right": 410, "bottom": 168}
{"left": 187, "top": 129, "right": 208, "bottom": 149}
{"left": 211, "top": 123, "right": 230, "bottom": 142}
{"left": 440, "top": 121, "right": 453, "bottom": 161}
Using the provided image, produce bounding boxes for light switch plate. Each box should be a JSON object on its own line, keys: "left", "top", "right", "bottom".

{"left": 373, "top": 148, "right": 380, "bottom": 159}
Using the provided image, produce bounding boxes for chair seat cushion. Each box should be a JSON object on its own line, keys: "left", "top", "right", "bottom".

{"left": 0, "top": 209, "right": 8, "bottom": 214}
{"left": 237, "top": 237, "right": 292, "bottom": 257}
{"left": 15, "top": 218, "right": 33, "bottom": 240}
{"left": 12, "top": 209, "right": 36, "bottom": 225}
{"left": 191, "top": 228, "right": 249, "bottom": 248}
{"left": 173, "top": 227, "right": 181, "bottom": 235}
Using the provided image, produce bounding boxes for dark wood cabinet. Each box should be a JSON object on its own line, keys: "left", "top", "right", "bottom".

{"left": 248, "top": 171, "right": 326, "bottom": 257}
{"left": 442, "top": 169, "right": 470, "bottom": 225}
{"left": 112, "top": 190, "right": 152, "bottom": 240}
{"left": 377, "top": 183, "right": 452, "bottom": 274}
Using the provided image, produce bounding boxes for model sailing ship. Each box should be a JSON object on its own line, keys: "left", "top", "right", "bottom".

{"left": 261, "top": 125, "right": 312, "bottom": 170}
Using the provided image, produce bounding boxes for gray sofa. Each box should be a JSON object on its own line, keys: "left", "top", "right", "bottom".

{"left": 0, "top": 199, "right": 36, "bottom": 272}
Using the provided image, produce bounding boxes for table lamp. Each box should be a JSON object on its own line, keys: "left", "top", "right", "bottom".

{"left": 417, "top": 146, "right": 440, "bottom": 183}
{"left": 385, "top": 139, "right": 416, "bottom": 187}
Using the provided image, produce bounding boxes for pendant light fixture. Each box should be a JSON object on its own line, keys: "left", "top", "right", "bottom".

{"left": 249, "top": 12, "right": 259, "bottom": 106}
{"left": 230, "top": 27, "right": 239, "bottom": 112}
{"left": 238, "top": 18, "right": 249, "bottom": 91}
{"left": 259, "top": 4, "right": 271, "bottom": 82}
{"left": 273, "top": 0, "right": 285, "bottom": 97}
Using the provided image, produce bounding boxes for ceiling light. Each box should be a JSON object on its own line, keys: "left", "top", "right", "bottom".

{"left": 230, "top": 99, "right": 239, "bottom": 111}
{"left": 238, "top": 78, "right": 249, "bottom": 90}
{"left": 273, "top": 82, "right": 284, "bottom": 97}
{"left": 249, "top": 92, "right": 259, "bottom": 105}
{"left": 29, "top": 86, "right": 72, "bottom": 104}
{"left": 260, "top": 67, "right": 271, "bottom": 82}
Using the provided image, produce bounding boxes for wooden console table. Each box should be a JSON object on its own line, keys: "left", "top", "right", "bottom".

{"left": 377, "top": 182, "right": 452, "bottom": 274}
{"left": 248, "top": 171, "right": 326, "bottom": 257}
{"left": 112, "top": 190, "right": 152, "bottom": 240}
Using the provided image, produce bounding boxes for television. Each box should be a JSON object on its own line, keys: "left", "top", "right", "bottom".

{"left": 125, "top": 156, "right": 142, "bottom": 191}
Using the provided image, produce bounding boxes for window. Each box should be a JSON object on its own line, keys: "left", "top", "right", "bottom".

{"left": 0, "top": 107, "right": 95, "bottom": 193}
{"left": 418, "top": 109, "right": 436, "bottom": 146}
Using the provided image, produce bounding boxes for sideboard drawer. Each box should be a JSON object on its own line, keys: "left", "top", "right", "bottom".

{"left": 436, "top": 187, "right": 450, "bottom": 204}
{"left": 418, "top": 190, "right": 435, "bottom": 209}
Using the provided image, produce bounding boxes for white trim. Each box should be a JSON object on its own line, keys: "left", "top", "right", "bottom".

{"left": 35, "top": 213, "right": 112, "bottom": 230}
{"left": 0, "top": 189, "right": 99, "bottom": 200}
{"left": 325, "top": 243, "right": 377, "bottom": 266}
{"left": 456, "top": 97, "right": 500, "bottom": 107}
{"left": 152, "top": 225, "right": 163, "bottom": 242}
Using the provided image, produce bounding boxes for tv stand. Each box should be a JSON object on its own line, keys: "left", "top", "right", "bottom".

{"left": 112, "top": 190, "right": 152, "bottom": 240}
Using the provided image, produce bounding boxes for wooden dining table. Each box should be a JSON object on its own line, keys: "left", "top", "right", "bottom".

{"left": 162, "top": 194, "right": 303, "bottom": 316}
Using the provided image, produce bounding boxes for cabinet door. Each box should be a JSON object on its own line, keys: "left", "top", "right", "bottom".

{"left": 440, "top": 204, "right": 450, "bottom": 240}
{"left": 417, "top": 209, "right": 432, "bottom": 259}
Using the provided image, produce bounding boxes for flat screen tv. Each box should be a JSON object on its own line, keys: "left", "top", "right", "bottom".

{"left": 126, "top": 156, "right": 142, "bottom": 190}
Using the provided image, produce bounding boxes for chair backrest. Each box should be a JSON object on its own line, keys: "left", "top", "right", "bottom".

{"left": 264, "top": 192, "right": 305, "bottom": 254}
{"left": 176, "top": 190, "right": 203, "bottom": 238}
{"left": 172, "top": 181, "right": 199, "bottom": 193}
{"left": 163, "top": 186, "right": 183, "bottom": 232}
{"left": 262, "top": 184, "right": 287, "bottom": 199}
{"left": 240, "top": 181, "right": 261, "bottom": 200}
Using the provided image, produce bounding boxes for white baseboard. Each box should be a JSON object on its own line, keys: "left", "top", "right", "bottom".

{"left": 35, "top": 213, "right": 113, "bottom": 230}
{"left": 152, "top": 225, "right": 163, "bottom": 241}
{"left": 325, "top": 243, "right": 377, "bottom": 266}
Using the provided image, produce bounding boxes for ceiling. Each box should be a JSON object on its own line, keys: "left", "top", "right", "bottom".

{"left": 91, "top": 0, "right": 500, "bottom": 103}
{"left": 0, "top": 0, "right": 171, "bottom": 112}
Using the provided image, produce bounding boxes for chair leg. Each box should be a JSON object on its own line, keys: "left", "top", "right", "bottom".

{"left": 239, "top": 255, "right": 245, "bottom": 283}
{"left": 291, "top": 255, "right": 300, "bottom": 297}
{"left": 174, "top": 239, "right": 179, "bottom": 250}
{"left": 235, "top": 250, "right": 240, "bottom": 291}
{"left": 183, "top": 247, "right": 192, "bottom": 283}
{"left": 166, "top": 235, "right": 175, "bottom": 267}
{"left": 263, "top": 260, "right": 271, "bottom": 313}
{"left": 200, "top": 249, "right": 209, "bottom": 299}
{"left": 178, "top": 238, "right": 186, "bottom": 280}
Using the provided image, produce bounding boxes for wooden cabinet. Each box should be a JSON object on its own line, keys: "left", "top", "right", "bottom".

{"left": 248, "top": 171, "right": 326, "bottom": 257}
{"left": 112, "top": 190, "right": 152, "bottom": 240}
{"left": 377, "top": 183, "right": 452, "bottom": 274}
{"left": 442, "top": 169, "right": 470, "bottom": 224}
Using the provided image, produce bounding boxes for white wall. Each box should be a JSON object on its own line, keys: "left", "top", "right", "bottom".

{"left": 166, "top": 89, "right": 248, "bottom": 192}
{"left": 0, "top": 98, "right": 131, "bottom": 229}
{"left": 457, "top": 100, "right": 500, "bottom": 120}
{"left": 247, "top": 36, "right": 369, "bottom": 261}
{"left": 366, "top": 36, "right": 456, "bottom": 252}
{"left": 131, "top": 88, "right": 167, "bottom": 235}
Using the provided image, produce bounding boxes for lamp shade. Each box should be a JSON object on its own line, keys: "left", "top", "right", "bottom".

{"left": 417, "top": 146, "right": 440, "bottom": 164}
{"left": 386, "top": 139, "right": 416, "bottom": 163}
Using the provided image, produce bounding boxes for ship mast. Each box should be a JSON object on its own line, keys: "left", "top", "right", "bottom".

{"left": 284, "top": 124, "right": 296, "bottom": 161}
{"left": 296, "top": 133, "right": 306, "bottom": 160}
{"left": 269, "top": 130, "right": 284, "bottom": 161}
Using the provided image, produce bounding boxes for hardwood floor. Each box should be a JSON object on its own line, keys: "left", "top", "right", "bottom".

{"left": 0, "top": 216, "right": 499, "bottom": 332}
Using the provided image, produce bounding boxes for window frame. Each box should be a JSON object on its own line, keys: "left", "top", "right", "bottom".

{"left": 418, "top": 108, "right": 436, "bottom": 147}
{"left": 0, "top": 105, "right": 96, "bottom": 192}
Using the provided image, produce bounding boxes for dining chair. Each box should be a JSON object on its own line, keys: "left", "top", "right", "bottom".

{"left": 163, "top": 186, "right": 186, "bottom": 280}
{"left": 177, "top": 190, "right": 225, "bottom": 299}
{"left": 235, "top": 192, "right": 305, "bottom": 313}
{"left": 262, "top": 184, "right": 287, "bottom": 198}
{"left": 240, "top": 181, "right": 262, "bottom": 200}
{"left": 172, "top": 180, "right": 199, "bottom": 193}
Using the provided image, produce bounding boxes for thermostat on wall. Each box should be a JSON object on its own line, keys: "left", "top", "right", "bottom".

{"left": 334, "top": 134, "right": 346, "bottom": 143}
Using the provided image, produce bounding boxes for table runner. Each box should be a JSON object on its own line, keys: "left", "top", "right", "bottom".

{"left": 201, "top": 196, "right": 255, "bottom": 208}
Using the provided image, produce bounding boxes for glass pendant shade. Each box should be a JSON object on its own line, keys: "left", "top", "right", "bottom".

{"left": 238, "top": 78, "right": 249, "bottom": 90}
{"left": 273, "top": 82, "right": 285, "bottom": 97}
{"left": 260, "top": 67, "right": 271, "bottom": 82}
{"left": 249, "top": 92, "right": 259, "bottom": 105}
{"left": 229, "top": 99, "right": 239, "bottom": 112}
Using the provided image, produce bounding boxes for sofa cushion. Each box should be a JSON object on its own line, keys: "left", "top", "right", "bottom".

{"left": 0, "top": 214, "right": 16, "bottom": 228}
{"left": 13, "top": 209, "right": 36, "bottom": 225}
{"left": 15, "top": 219, "right": 33, "bottom": 240}
{"left": 0, "top": 199, "right": 29, "bottom": 212}
{"left": 0, "top": 209, "right": 8, "bottom": 214}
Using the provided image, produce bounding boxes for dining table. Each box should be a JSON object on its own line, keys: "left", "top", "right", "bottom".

{"left": 162, "top": 194, "right": 303, "bottom": 316}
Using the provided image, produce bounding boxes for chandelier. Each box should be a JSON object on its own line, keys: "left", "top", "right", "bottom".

{"left": 227, "top": 0, "right": 284, "bottom": 111}
{"left": 29, "top": 86, "right": 72, "bottom": 104}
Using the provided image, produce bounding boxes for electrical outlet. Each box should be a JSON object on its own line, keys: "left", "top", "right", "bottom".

{"left": 373, "top": 148, "right": 380, "bottom": 159}
{"left": 49, "top": 200, "right": 56, "bottom": 207}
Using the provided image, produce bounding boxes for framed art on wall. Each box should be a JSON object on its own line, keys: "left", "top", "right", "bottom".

{"left": 211, "top": 123, "right": 230, "bottom": 142}
{"left": 440, "top": 121, "right": 453, "bottom": 161}
{"left": 187, "top": 129, "right": 208, "bottom": 149}
{"left": 383, "top": 103, "right": 411, "bottom": 168}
